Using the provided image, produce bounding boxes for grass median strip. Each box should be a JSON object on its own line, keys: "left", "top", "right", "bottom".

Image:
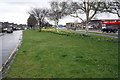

{"left": 5, "top": 30, "right": 118, "bottom": 78}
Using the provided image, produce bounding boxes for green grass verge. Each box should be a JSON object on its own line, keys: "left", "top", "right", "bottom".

{"left": 5, "top": 30, "right": 118, "bottom": 78}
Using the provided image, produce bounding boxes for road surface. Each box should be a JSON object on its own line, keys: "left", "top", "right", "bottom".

{"left": 0, "top": 30, "right": 22, "bottom": 70}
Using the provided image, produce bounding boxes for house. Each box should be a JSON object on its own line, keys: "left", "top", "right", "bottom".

{"left": 0, "top": 22, "right": 3, "bottom": 28}
{"left": 2, "top": 22, "right": 10, "bottom": 28}
{"left": 17, "top": 24, "right": 28, "bottom": 30}
{"left": 80, "top": 19, "right": 120, "bottom": 29}
{"left": 0, "top": 22, "right": 3, "bottom": 33}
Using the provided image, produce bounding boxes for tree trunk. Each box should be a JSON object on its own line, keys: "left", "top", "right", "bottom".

{"left": 55, "top": 20, "right": 59, "bottom": 32}
{"left": 39, "top": 21, "right": 42, "bottom": 32}
{"left": 85, "top": 12, "right": 89, "bottom": 35}
{"left": 39, "top": 25, "right": 41, "bottom": 32}
{"left": 85, "top": 22, "right": 89, "bottom": 35}
{"left": 118, "top": 28, "right": 120, "bottom": 42}
{"left": 56, "top": 21, "right": 59, "bottom": 32}
{"left": 117, "top": 11, "right": 120, "bottom": 19}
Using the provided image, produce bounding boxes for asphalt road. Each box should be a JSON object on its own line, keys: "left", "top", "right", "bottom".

{"left": 0, "top": 30, "right": 22, "bottom": 68}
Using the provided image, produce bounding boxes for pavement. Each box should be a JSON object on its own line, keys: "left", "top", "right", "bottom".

{"left": 88, "top": 33, "right": 118, "bottom": 38}
{"left": 68, "top": 29, "right": 118, "bottom": 38}
{"left": 0, "top": 33, "right": 5, "bottom": 36}
{"left": 76, "top": 29, "right": 118, "bottom": 34}
{"left": 0, "top": 30, "right": 23, "bottom": 79}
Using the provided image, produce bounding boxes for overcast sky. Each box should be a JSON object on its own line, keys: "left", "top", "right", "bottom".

{"left": 0, "top": 0, "right": 119, "bottom": 25}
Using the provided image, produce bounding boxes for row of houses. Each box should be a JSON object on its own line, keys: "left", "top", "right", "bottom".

{"left": 0, "top": 22, "right": 27, "bottom": 29}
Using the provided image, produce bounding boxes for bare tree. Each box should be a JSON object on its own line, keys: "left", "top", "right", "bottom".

{"left": 104, "top": 1, "right": 120, "bottom": 18}
{"left": 27, "top": 14, "right": 37, "bottom": 29}
{"left": 48, "top": 1, "right": 69, "bottom": 31}
{"left": 28, "top": 8, "right": 48, "bottom": 32}
{"left": 68, "top": 0, "right": 107, "bottom": 35}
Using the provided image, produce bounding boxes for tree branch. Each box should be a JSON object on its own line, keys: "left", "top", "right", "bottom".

{"left": 89, "top": 11, "right": 97, "bottom": 20}
{"left": 70, "top": 14, "right": 84, "bottom": 22}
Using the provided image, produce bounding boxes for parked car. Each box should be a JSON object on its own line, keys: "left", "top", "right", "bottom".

{"left": 2, "top": 28, "right": 7, "bottom": 32}
{"left": 6, "top": 28, "right": 13, "bottom": 33}
{"left": 71, "top": 27, "right": 76, "bottom": 30}
{"left": 101, "top": 27, "right": 118, "bottom": 33}
{"left": 16, "top": 28, "right": 22, "bottom": 30}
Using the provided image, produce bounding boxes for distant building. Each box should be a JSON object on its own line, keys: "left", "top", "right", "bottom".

{"left": 87, "top": 20, "right": 102, "bottom": 29}
{"left": 0, "top": 22, "right": 2, "bottom": 33}
{"left": 0, "top": 21, "right": 28, "bottom": 30}
{"left": 69, "top": 19, "right": 120, "bottom": 29}
{"left": 18, "top": 24, "right": 28, "bottom": 29}
{"left": 2, "top": 22, "right": 9, "bottom": 28}
{"left": 66, "top": 23, "right": 78, "bottom": 27}
{"left": 88, "top": 19, "right": 120, "bottom": 29}
{"left": 101, "top": 19, "right": 120, "bottom": 28}
{"left": 0, "top": 22, "right": 2, "bottom": 28}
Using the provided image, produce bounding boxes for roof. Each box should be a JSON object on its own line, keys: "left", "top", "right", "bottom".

{"left": 101, "top": 19, "right": 120, "bottom": 21}
{"left": 102, "top": 22, "right": 120, "bottom": 24}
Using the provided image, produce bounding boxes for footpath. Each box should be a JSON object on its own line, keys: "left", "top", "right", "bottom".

{"left": 71, "top": 30, "right": 118, "bottom": 39}
{"left": 60, "top": 29, "right": 118, "bottom": 38}
{"left": 0, "top": 33, "right": 5, "bottom": 36}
